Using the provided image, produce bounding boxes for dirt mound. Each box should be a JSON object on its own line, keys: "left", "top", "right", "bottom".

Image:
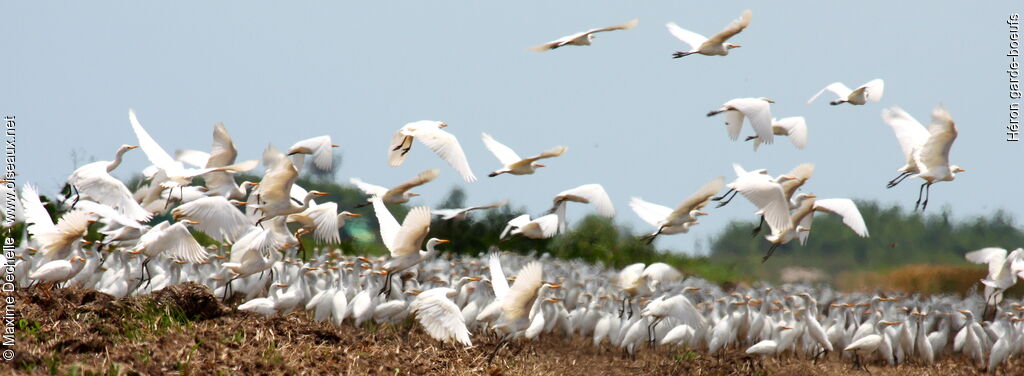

{"left": 149, "top": 282, "right": 230, "bottom": 320}
{"left": 8, "top": 286, "right": 1023, "bottom": 375}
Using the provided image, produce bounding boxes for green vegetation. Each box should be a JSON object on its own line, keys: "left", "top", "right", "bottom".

{"left": 710, "top": 201, "right": 1024, "bottom": 282}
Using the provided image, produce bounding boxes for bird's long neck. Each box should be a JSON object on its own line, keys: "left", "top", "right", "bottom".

{"left": 108, "top": 148, "right": 129, "bottom": 172}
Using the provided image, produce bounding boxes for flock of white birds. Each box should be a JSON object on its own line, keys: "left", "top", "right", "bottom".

{"left": 9, "top": 8, "right": 1018, "bottom": 373}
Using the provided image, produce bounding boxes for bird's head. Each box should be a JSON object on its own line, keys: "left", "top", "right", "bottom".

{"left": 532, "top": 163, "right": 547, "bottom": 168}
{"left": 759, "top": 97, "right": 775, "bottom": 103}
{"left": 308, "top": 191, "right": 329, "bottom": 198}
{"left": 695, "top": 210, "right": 709, "bottom": 216}
{"left": 428, "top": 238, "right": 451, "bottom": 247}
{"left": 952, "top": 165, "right": 966, "bottom": 173}
{"left": 408, "top": 192, "right": 421, "bottom": 197}
{"left": 726, "top": 43, "right": 742, "bottom": 49}
{"left": 438, "top": 122, "right": 449, "bottom": 128}
{"left": 341, "top": 211, "right": 362, "bottom": 218}
{"left": 230, "top": 200, "right": 247, "bottom": 206}
{"left": 120, "top": 144, "right": 140, "bottom": 152}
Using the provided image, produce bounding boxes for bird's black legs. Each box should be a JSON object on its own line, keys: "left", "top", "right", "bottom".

{"left": 886, "top": 171, "right": 911, "bottom": 188}
{"left": 487, "top": 337, "right": 510, "bottom": 364}
{"left": 922, "top": 183, "right": 932, "bottom": 211}
{"left": 712, "top": 189, "right": 739, "bottom": 208}
{"left": 762, "top": 243, "right": 780, "bottom": 263}
{"left": 70, "top": 185, "right": 80, "bottom": 209}
{"left": 644, "top": 226, "right": 665, "bottom": 244}
{"left": 673, "top": 51, "right": 695, "bottom": 59}
{"left": 914, "top": 183, "right": 929, "bottom": 211}
{"left": 647, "top": 318, "right": 661, "bottom": 348}
{"left": 223, "top": 276, "right": 238, "bottom": 301}
{"left": 377, "top": 271, "right": 393, "bottom": 297}
{"left": 751, "top": 216, "right": 765, "bottom": 237}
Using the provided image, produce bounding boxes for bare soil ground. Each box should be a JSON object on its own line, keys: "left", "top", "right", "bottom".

{"left": 7, "top": 283, "right": 1022, "bottom": 375}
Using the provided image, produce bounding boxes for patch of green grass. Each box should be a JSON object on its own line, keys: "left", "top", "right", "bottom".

{"left": 262, "top": 341, "right": 284, "bottom": 364}
{"left": 673, "top": 350, "right": 700, "bottom": 362}
{"left": 116, "top": 300, "right": 193, "bottom": 342}
{"left": 16, "top": 319, "right": 44, "bottom": 341}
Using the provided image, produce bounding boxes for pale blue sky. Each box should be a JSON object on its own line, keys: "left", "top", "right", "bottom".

{"left": 3, "top": 1, "right": 1020, "bottom": 254}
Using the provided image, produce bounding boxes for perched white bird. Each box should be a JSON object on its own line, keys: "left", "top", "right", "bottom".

{"left": 746, "top": 117, "right": 808, "bottom": 151}
{"left": 630, "top": 176, "right": 724, "bottom": 243}
{"left": 707, "top": 97, "right": 775, "bottom": 145}
{"left": 550, "top": 184, "right": 615, "bottom": 233}
{"left": 286, "top": 135, "right": 338, "bottom": 173}
{"left": 807, "top": 79, "right": 885, "bottom": 106}
{"left": 66, "top": 144, "right": 151, "bottom": 222}
{"left": 388, "top": 121, "right": 476, "bottom": 182}
{"left": 529, "top": 19, "right": 639, "bottom": 52}
{"left": 881, "top": 106, "right": 964, "bottom": 210}
{"left": 481, "top": 133, "right": 567, "bottom": 177}
{"left": 433, "top": 200, "right": 508, "bottom": 221}
{"left": 29, "top": 257, "right": 86, "bottom": 288}
{"left": 411, "top": 287, "right": 473, "bottom": 346}
{"left": 351, "top": 169, "right": 440, "bottom": 206}
{"left": 499, "top": 213, "right": 560, "bottom": 240}
{"left": 667, "top": 10, "right": 751, "bottom": 58}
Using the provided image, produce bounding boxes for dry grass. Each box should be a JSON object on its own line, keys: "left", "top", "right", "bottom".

{"left": 8, "top": 283, "right": 1024, "bottom": 375}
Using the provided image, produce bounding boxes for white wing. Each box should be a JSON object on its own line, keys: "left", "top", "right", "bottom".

{"left": 412, "top": 289, "right": 472, "bottom": 346}
{"left": 409, "top": 126, "right": 477, "bottom": 182}
{"left": 705, "top": 9, "right": 752, "bottom": 45}
{"left": 723, "top": 110, "right": 745, "bottom": 141}
{"left": 813, "top": 199, "right": 869, "bottom": 237}
{"left": 500, "top": 214, "right": 532, "bottom": 239}
{"left": 432, "top": 208, "right": 464, "bottom": 220}
{"left": 172, "top": 196, "right": 252, "bottom": 243}
{"left": 70, "top": 165, "right": 153, "bottom": 222}
{"left": 152, "top": 222, "right": 208, "bottom": 263}
{"left": 727, "top": 98, "right": 773, "bottom": 144}
{"left": 388, "top": 169, "right": 440, "bottom": 196}
{"left": 20, "top": 184, "right": 56, "bottom": 236}
{"left": 806, "top": 82, "right": 853, "bottom": 104}
{"left": 230, "top": 227, "right": 277, "bottom": 264}
{"left": 175, "top": 149, "right": 211, "bottom": 168}
{"left": 502, "top": 262, "right": 543, "bottom": 321}
{"left": 481, "top": 133, "right": 521, "bottom": 166}
{"left": 917, "top": 106, "right": 957, "bottom": 170}
{"left": 128, "top": 109, "right": 179, "bottom": 172}
{"left": 881, "top": 107, "right": 930, "bottom": 162}
{"left": 350, "top": 178, "right": 389, "bottom": 197}
{"left": 371, "top": 195, "right": 401, "bottom": 251}
{"left": 489, "top": 253, "right": 509, "bottom": 300}
{"left": 860, "top": 79, "right": 885, "bottom": 102}
{"left": 673, "top": 176, "right": 726, "bottom": 214}
{"left": 732, "top": 176, "right": 792, "bottom": 235}
{"left": 773, "top": 117, "right": 808, "bottom": 149}
{"left": 289, "top": 135, "right": 335, "bottom": 172}
{"left": 629, "top": 197, "right": 671, "bottom": 227}
{"left": 530, "top": 214, "right": 560, "bottom": 239}
{"left": 665, "top": 22, "right": 708, "bottom": 50}
{"left": 73, "top": 200, "right": 145, "bottom": 230}
{"left": 390, "top": 206, "right": 432, "bottom": 257}
{"left": 965, "top": 247, "right": 1007, "bottom": 268}
{"left": 553, "top": 184, "right": 615, "bottom": 217}
{"left": 307, "top": 202, "right": 341, "bottom": 244}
